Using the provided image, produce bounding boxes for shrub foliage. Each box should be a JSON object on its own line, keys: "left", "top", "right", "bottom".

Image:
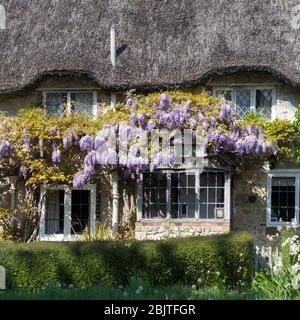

{"left": 0, "top": 232, "right": 254, "bottom": 292}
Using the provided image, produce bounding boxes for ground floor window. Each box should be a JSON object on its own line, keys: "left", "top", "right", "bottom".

{"left": 139, "top": 169, "right": 231, "bottom": 220}
{"left": 39, "top": 185, "right": 96, "bottom": 241}
{"left": 268, "top": 171, "right": 300, "bottom": 226}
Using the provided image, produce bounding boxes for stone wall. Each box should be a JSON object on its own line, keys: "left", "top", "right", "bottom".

{"left": 135, "top": 220, "right": 230, "bottom": 241}
{"left": 232, "top": 163, "right": 269, "bottom": 236}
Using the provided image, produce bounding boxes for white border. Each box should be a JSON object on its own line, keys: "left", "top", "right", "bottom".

{"left": 136, "top": 169, "right": 231, "bottom": 223}
{"left": 212, "top": 86, "right": 277, "bottom": 120}
{"left": 267, "top": 170, "right": 300, "bottom": 227}
{"left": 42, "top": 91, "right": 98, "bottom": 118}
{"left": 38, "top": 184, "right": 96, "bottom": 241}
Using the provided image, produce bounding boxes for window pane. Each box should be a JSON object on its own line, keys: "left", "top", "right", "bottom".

{"left": 186, "top": 203, "right": 196, "bottom": 218}
{"left": 216, "top": 90, "right": 232, "bottom": 101}
{"left": 188, "top": 174, "right": 195, "bottom": 187}
{"left": 271, "top": 177, "right": 295, "bottom": 222}
{"left": 143, "top": 172, "right": 167, "bottom": 218}
{"left": 171, "top": 173, "right": 178, "bottom": 187}
{"left": 199, "top": 172, "right": 225, "bottom": 219}
{"left": 236, "top": 89, "right": 251, "bottom": 119}
{"left": 256, "top": 89, "right": 272, "bottom": 120}
{"left": 200, "top": 188, "right": 207, "bottom": 203}
{"left": 208, "top": 188, "right": 216, "bottom": 202}
{"left": 200, "top": 172, "right": 208, "bottom": 187}
{"left": 208, "top": 173, "right": 216, "bottom": 187}
{"left": 45, "top": 190, "right": 64, "bottom": 235}
{"left": 71, "top": 190, "right": 90, "bottom": 234}
{"left": 171, "top": 204, "right": 178, "bottom": 219}
{"left": 71, "top": 92, "right": 94, "bottom": 117}
{"left": 217, "top": 188, "right": 224, "bottom": 203}
{"left": 200, "top": 203, "right": 207, "bottom": 219}
{"left": 46, "top": 93, "right": 67, "bottom": 117}
{"left": 171, "top": 172, "right": 196, "bottom": 219}
{"left": 208, "top": 204, "right": 215, "bottom": 219}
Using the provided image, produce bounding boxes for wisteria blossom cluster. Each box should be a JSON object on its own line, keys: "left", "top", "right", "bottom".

{"left": 71, "top": 94, "right": 277, "bottom": 187}
{"left": 0, "top": 93, "right": 278, "bottom": 188}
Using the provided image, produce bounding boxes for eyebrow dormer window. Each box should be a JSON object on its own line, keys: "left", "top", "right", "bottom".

{"left": 43, "top": 91, "right": 97, "bottom": 117}
{"left": 213, "top": 87, "right": 275, "bottom": 120}
{"left": 0, "top": 4, "right": 6, "bottom": 30}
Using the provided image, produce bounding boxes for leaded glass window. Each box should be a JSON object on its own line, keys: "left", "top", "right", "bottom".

{"left": 236, "top": 89, "right": 251, "bottom": 119}
{"left": 256, "top": 89, "right": 272, "bottom": 120}
{"left": 216, "top": 90, "right": 233, "bottom": 102}
{"left": 71, "top": 92, "right": 94, "bottom": 117}
{"left": 214, "top": 87, "right": 275, "bottom": 120}
{"left": 45, "top": 91, "right": 95, "bottom": 117}
{"left": 46, "top": 92, "right": 67, "bottom": 117}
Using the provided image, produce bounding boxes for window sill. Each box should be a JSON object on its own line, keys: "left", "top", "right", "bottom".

{"left": 38, "top": 234, "right": 85, "bottom": 242}
{"left": 267, "top": 222, "right": 300, "bottom": 228}
{"left": 137, "top": 219, "right": 229, "bottom": 223}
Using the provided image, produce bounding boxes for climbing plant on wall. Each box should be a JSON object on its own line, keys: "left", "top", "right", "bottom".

{"left": 0, "top": 91, "right": 286, "bottom": 241}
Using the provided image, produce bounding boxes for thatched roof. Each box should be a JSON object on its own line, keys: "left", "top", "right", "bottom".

{"left": 0, "top": 0, "right": 300, "bottom": 93}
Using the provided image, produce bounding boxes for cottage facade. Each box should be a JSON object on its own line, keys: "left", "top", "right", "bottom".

{"left": 1, "top": 0, "right": 300, "bottom": 241}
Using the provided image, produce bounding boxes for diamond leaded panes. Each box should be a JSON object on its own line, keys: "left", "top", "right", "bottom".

{"left": 216, "top": 90, "right": 232, "bottom": 102}
{"left": 71, "top": 93, "right": 94, "bottom": 117}
{"left": 46, "top": 93, "right": 67, "bottom": 117}
{"left": 256, "top": 89, "right": 272, "bottom": 120}
{"left": 236, "top": 89, "right": 251, "bottom": 119}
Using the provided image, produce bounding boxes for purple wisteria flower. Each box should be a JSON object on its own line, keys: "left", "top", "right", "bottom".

{"left": 63, "top": 135, "right": 74, "bottom": 148}
{"left": 159, "top": 94, "right": 172, "bottom": 111}
{"left": 79, "top": 135, "right": 94, "bottom": 151}
{"left": 0, "top": 142, "right": 12, "bottom": 159}
{"left": 84, "top": 150, "right": 97, "bottom": 168}
{"left": 52, "top": 149, "right": 62, "bottom": 164}
{"left": 73, "top": 171, "right": 93, "bottom": 189}
{"left": 50, "top": 128, "right": 60, "bottom": 136}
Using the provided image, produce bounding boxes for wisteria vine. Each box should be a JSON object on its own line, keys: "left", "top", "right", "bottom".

{"left": 0, "top": 93, "right": 278, "bottom": 189}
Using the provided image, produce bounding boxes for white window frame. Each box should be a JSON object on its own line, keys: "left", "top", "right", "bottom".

{"left": 267, "top": 170, "right": 300, "bottom": 227}
{"left": 42, "top": 91, "right": 98, "bottom": 118}
{"left": 38, "top": 184, "right": 96, "bottom": 241}
{"left": 137, "top": 169, "right": 231, "bottom": 222}
{"left": 212, "top": 86, "right": 277, "bottom": 120}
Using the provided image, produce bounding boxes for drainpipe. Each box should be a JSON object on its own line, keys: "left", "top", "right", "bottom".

{"left": 112, "top": 170, "right": 119, "bottom": 234}
{"left": 110, "top": 24, "right": 116, "bottom": 67}
{"left": 111, "top": 92, "right": 117, "bottom": 111}
{"left": 110, "top": 24, "right": 119, "bottom": 234}
{"left": 110, "top": 24, "right": 117, "bottom": 111}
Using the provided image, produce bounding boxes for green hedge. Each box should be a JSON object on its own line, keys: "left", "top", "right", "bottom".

{"left": 0, "top": 232, "right": 254, "bottom": 292}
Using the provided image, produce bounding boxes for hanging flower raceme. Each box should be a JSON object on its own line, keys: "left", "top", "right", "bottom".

{"left": 52, "top": 148, "right": 62, "bottom": 164}
{"left": 39, "top": 139, "right": 44, "bottom": 158}
{"left": 0, "top": 141, "right": 12, "bottom": 159}
{"left": 79, "top": 135, "right": 94, "bottom": 151}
